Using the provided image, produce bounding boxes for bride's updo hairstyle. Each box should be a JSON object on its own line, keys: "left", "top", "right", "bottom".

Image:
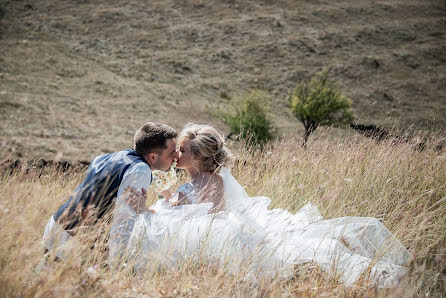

{"left": 179, "top": 123, "right": 232, "bottom": 174}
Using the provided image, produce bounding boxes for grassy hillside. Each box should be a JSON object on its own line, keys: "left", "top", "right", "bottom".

{"left": 1, "top": 0, "right": 445, "bottom": 162}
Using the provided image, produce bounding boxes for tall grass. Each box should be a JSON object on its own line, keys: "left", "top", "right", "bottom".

{"left": 1, "top": 131, "right": 445, "bottom": 297}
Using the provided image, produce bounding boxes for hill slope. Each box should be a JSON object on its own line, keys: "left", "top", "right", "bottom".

{"left": 1, "top": 0, "right": 445, "bottom": 161}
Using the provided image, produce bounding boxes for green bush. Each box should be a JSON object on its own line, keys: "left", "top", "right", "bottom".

{"left": 288, "top": 70, "right": 354, "bottom": 146}
{"left": 218, "top": 90, "right": 277, "bottom": 146}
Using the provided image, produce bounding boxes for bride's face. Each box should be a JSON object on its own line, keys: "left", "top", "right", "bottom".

{"left": 176, "top": 137, "right": 197, "bottom": 170}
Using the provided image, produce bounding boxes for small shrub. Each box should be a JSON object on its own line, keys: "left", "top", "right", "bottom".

{"left": 217, "top": 90, "right": 277, "bottom": 146}
{"left": 288, "top": 70, "right": 354, "bottom": 146}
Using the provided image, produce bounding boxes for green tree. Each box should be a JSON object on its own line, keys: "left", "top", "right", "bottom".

{"left": 288, "top": 70, "right": 354, "bottom": 146}
{"left": 219, "top": 90, "right": 277, "bottom": 146}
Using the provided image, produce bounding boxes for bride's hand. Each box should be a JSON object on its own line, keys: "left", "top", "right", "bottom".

{"left": 122, "top": 186, "right": 148, "bottom": 214}
{"left": 169, "top": 192, "right": 189, "bottom": 206}
{"left": 160, "top": 189, "right": 172, "bottom": 200}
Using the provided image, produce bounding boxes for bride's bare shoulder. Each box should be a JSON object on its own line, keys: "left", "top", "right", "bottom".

{"left": 192, "top": 172, "right": 224, "bottom": 202}
{"left": 208, "top": 172, "right": 223, "bottom": 186}
{"left": 193, "top": 172, "right": 222, "bottom": 187}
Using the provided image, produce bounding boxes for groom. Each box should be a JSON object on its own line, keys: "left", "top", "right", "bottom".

{"left": 42, "top": 122, "right": 177, "bottom": 260}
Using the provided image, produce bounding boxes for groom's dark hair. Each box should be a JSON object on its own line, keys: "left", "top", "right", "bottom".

{"left": 134, "top": 122, "right": 177, "bottom": 157}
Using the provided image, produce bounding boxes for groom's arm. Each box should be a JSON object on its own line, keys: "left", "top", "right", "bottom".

{"left": 109, "top": 163, "right": 152, "bottom": 265}
{"left": 116, "top": 163, "right": 152, "bottom": 213}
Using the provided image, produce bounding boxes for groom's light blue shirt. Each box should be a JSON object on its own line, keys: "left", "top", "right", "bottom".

{"left": 117, "top": 162, "right": 152, "bottom": 198}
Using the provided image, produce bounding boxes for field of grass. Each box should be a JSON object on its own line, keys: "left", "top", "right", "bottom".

{"left": 1, "top": 131, "right": 445, "bottom": 297}
{"left": 1, "top": 1, "right": 445, "bottom": 295}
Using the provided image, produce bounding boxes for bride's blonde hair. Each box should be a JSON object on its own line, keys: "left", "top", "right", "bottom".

{"left": 179, "top": 123, "right": 233, "bottom": 174}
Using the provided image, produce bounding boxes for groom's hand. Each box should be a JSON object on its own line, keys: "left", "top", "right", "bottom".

{"left": 122, "top": 186, "right": 148, "bottom": 214}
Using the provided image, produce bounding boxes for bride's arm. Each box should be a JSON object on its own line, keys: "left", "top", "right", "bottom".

{"left": 160, "top": 189, "right": 172, "bottom": 200}
{"left": 170, "top": 192, "right": 192, "bottom": 206}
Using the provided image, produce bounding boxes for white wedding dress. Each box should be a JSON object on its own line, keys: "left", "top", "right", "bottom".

{"left": 109, "top": 168, "right": 411, "bottom": 288}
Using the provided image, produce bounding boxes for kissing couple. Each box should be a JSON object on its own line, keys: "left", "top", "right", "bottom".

{"left": 43, "top": 122, "right": 411, "bottom": 287}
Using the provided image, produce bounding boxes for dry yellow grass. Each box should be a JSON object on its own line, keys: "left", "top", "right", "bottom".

{"left": 1, "top": 131, "right": 445, "bottom": 297}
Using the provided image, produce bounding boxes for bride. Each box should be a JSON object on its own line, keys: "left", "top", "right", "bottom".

{"left": 109, "top": 123, "right": 411, "bottom": 288}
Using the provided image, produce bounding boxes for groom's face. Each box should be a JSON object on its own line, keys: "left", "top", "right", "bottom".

{"left": 151, "top": 138, "right": 177, "bottom": 171}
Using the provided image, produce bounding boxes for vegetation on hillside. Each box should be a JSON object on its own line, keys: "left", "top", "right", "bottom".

{"left": 217, "top": 90, "right": 277, "bottom": 146}
{"left": 289, "top": 70, "right": 354, "bottom": 146}
{"left": 1, "top": 0, "right": 445, "bottom": 160}
{"left": 1, "top": 1, "right": 445, "bottom": 295}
